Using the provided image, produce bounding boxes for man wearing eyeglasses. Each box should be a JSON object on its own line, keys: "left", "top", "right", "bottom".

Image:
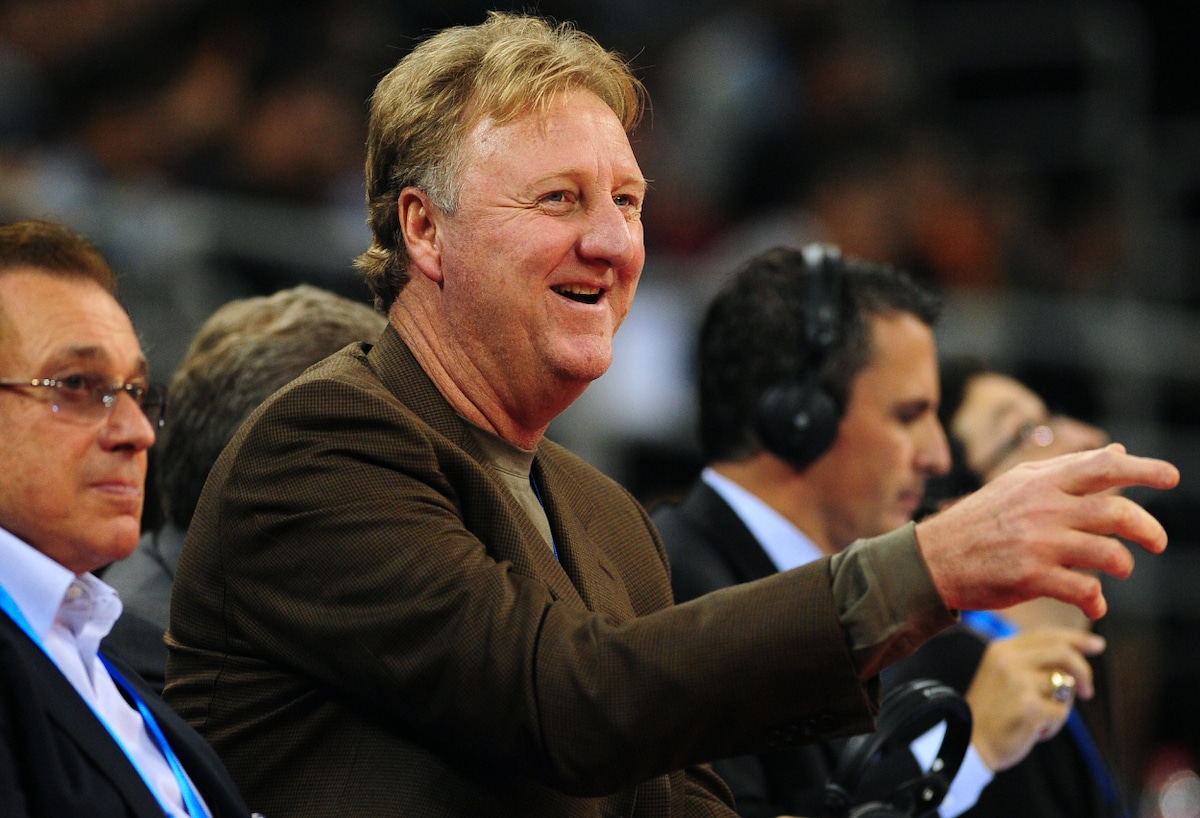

{"left": 0, "top": 219, "right": 253, "bottom": 817}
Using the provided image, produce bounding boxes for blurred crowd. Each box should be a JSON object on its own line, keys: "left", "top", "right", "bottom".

{"left": 0, "top": 0, "right": 1169, "bottom": 299}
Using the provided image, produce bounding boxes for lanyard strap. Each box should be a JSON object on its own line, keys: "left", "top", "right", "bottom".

{"left": 529, "top": 472, "right": 560, "bottom": 561}
{"left": 101, "top": 655, "right": 211, "bottom": 818}
{"left": 0, "top": 582, "right": 208, "bottom": 818}
{"left": 960, "top": 610, "right": 1126, "bottom": 816}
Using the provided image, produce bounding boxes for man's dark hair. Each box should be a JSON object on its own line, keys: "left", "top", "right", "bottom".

{"left": 158, "top": 285, "right": 386, "bottom": 530}
{"left": 0, "top": 220, "right": 120, "bottom": 348}
{"left": 0, "top": 219, "right": 117, "bottom": 292}
{"left": 698, "top": 245, "right": 942, "bottom": 463}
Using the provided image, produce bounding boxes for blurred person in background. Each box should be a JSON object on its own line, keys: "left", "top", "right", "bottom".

{"left": 890, "top": 354, "right": 1128, "bottom": 817}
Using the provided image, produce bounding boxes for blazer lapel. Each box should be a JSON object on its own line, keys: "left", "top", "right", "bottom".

{"left": 368, "top": 327, "right": 588, "bottom": 610}
{"left": 23, "top": 643, "right": 165, "bottom": 816}
{"left": 534, "top": 456, "right": 637, "bottom": 622}
{"left": 491, "top": 463, "right": 584, "bottom": 609}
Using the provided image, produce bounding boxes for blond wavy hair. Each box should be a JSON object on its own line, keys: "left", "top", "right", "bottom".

{"left": 355, "top": 11, "right": 646, "bottom": 311}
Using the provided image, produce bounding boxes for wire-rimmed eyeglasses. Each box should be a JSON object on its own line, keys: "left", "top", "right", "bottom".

{"left": 981, "top": 418, "right": 1055, "bottom": 475}
{"left": 0, "top": 374, "right": 166, "bottom": 429}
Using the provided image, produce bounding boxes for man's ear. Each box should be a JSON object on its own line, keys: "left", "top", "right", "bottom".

{"left": 400, "top": 187, "right": 444, "bottom": 284}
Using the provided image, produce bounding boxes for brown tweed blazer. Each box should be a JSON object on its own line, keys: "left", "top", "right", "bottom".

{"left": 164, "top": 326, "right": 876, "bottom": 817}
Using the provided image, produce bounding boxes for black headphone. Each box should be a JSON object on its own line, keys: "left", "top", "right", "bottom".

{"left": 821, "top": 678, "right": 973, "bottom": 818}
{"left": 753, "top": 243, "right": 845, "bottom": 470}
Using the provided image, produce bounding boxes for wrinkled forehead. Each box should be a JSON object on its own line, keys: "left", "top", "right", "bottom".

{"left": 0, "top": 271, "right": 146, "bottom": 377}
{"left": 459, "top": 88, "right": 643, "bottom": 192}
{"left": 469, "top": 86, "right": 634, "bottom": 149}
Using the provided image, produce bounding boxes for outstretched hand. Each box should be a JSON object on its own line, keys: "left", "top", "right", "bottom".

{"left": 915, "top": 443, "right": 1179, "bottom": 619}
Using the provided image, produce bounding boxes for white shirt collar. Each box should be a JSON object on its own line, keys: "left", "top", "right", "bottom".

{"left": 0, "top": 525, "right": 78, "bottom": 641}
{"left": 701, "top": 467, "right": 824, "bottom": 572}
{"left": 0, "top": 527, "right": 194, "bottom": 816}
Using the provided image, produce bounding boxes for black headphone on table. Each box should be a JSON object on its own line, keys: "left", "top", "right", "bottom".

{"left": 820, "top": 678, "right": 973, "bottom": 818}
{"left": 753, "top": 243, "right": 845, "bottom": 470}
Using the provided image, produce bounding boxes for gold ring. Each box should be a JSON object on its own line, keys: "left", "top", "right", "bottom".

{"left": 1050, "top": 670, "right": 1077, "bottom": 703}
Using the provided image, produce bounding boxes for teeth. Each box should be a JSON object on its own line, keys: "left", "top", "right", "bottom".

{"left": 552, "top": 284, "right": 604, "bottom": 305}
{"left": 554, "top": 285, "right": 602, "bottom": 296}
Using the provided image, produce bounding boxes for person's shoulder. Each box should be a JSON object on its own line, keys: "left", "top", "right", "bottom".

{"left": 647, "top": 489, "right": 688, "bottom": 529}
{"left": 649, "top": 479, "right": 721, "bottom": 547}
{"left": 650, "top": 480, "right": 747, "bottom": 600}
{"left": 282, "top": 339, "right": 380, "bottom": 395}
{"left": 245, "top": 339, "right": 404, "bottom": 432}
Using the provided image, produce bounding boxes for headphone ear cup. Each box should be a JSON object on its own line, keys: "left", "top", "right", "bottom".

{"left": 826, "top": 679, "right": 972, "bottom": 818}
{"left": 754, "top": 377, "right": 841, "bottom": 469}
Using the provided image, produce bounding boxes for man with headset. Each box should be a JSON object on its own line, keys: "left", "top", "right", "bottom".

{"left": 654, "top": 245, "right": 1104, "bottom": 817}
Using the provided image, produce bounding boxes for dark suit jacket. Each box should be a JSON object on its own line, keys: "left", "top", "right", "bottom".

{"left": 166, "top": 327, "right": 883, "bottom": 818}
{"left": 654, "top": 479, "right": 846, "bottom": 818}
{"left": 0, "top": 614, "right": 250, "bottom": 818}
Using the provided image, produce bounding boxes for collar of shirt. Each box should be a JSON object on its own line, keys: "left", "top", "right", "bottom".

{"left": 0, "top": 524, "right": 79, "bottom": 641}
{"left": 0, "top": 526, "right": 123, "bottom": 679}
{"left": 0, "top": 527, "right": 199, "bottom": 817}
{"left": 701, "top": 467, "right": 824, "bottom": 572}
{"left": 56, "top": 574, "right": 122, "bottom": 668}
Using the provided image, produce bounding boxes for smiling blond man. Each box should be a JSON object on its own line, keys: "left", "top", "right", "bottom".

{"left": 165, "top": 13, "right": 1178, "bottom": 818}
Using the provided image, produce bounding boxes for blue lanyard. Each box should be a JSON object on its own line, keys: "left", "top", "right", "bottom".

{"left": 961, "top": 610, "right": 1127, "bottom": 816}
{"left": 0, "top": 582, "right": 210, "bottom": 818}
{"left": 529, "top": 472, "right": 560, "bottom": 561}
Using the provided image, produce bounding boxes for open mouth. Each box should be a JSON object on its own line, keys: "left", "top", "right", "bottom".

{"left": 552, "top": 284, "right": 604, "bottom": 305}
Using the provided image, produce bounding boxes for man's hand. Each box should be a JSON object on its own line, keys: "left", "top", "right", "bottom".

{"left": 915, "top": 443, "right": 1179, "bottom": 619}
{"left": 967, "top": 628, "right": 1104, "bottom": 771}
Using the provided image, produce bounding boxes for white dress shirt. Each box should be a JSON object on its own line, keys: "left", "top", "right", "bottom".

{"left": 0, "top": 525, "right": 207, "bottom": 817}
{"left": 701, "top": 467, "right": 993, "bottom": 818}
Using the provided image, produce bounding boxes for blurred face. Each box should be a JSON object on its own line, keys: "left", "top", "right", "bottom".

{"left": 0, "top": 271, "right": 156, "bottom": 574}
{"left": 805, "top": 312, "right": 951, "bottom": 550}
{"left": 953, "top": 372, "right": 1109, "bottom": 483}
{"left": 428, "top": 88, "right": 646, "bottom": 413}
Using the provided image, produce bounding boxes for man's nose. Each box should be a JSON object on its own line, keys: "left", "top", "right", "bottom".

{"left": 579, "top": 199, "right": 639, "bottom": 270}
{"left": 99, "top": 390, "right": 157, "bottom": 452}
{"left": 921, "top": 418, "right": 952, "bottom": 476}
